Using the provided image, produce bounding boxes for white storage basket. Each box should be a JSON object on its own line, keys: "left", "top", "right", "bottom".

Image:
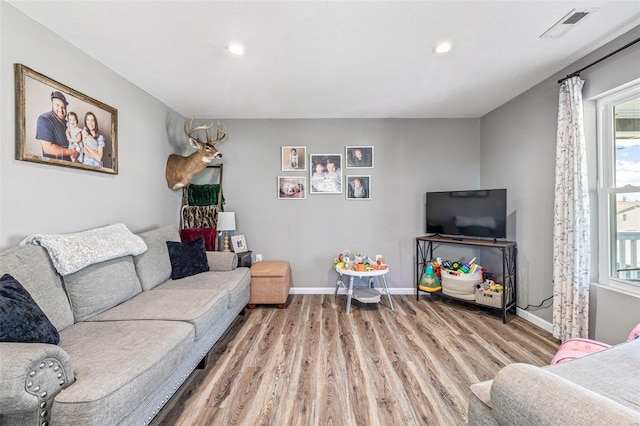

{"left": 441, "top": 269, "right": 482, "bottom": 301}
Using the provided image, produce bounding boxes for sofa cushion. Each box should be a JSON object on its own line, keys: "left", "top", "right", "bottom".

{"left": 491, "top": 363, "right": 640, "bottom": 426}
{"left": 134, "top": 226, "right": 180, "bottom": 291}
{"left": 166, "top": 237, "right": 210, "bottom": 280}
{"left": 155, "top": 268, "right": 251, "bottom": 309}
{"left": 0, "top": 245, "right": 74, "bottom": 331}
{"left": 87, "top": 289, "right": 227, "bottom": 340}
{"left": 0, "top": 274, "right": 59, "bottom": 344}
{"left": 52, "top": 320, "right": 194, "bottom": 425}
{"left": 63, "top": 256, "right": 142, "bottom": 322}
{"left": 544, "top": 338, "right": 640, "bottom": 412}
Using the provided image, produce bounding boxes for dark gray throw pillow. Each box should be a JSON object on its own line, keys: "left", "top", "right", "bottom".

{"left": 0, "top": 274, "right": 60, "bottom": 344}
{"left": 166, "top": 236, "right": 210, "bottom": 280}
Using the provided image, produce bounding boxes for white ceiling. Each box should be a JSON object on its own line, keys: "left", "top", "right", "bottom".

{"left": 8, "top": 0, "right": 640, "bottom": 119}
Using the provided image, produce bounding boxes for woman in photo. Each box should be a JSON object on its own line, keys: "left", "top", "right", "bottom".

{"left": 82, "top": 111, "right": 105, "bottom": 167}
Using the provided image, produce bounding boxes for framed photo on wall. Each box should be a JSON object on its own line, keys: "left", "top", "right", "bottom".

{"left": 14, "top": 64, "right": 118, "bottom": 174}
{"left": 346, "top": 175, "right": 371, "bottom": 200}
{"left": 278, "top": 176, "right": 306, "bottom": 199}
{"left": 346, "top": 146, "right": 373, "bottom": 168}
{"left": 309, "top": 153, "right": 342, "bottom": 194}
{"left": 281, "top": 146, "right": 306, "bottom": 171}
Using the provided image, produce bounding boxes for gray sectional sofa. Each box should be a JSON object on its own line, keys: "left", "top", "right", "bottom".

{"left": 0, "top": 225, "right": 251, "bottom": 425}
{"left": 468, "top": 337, "right": 640, "bottom": 425}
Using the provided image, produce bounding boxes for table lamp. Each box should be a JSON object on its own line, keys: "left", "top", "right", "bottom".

{"left": 216, "top": 212, "right": 236, "bottom": 252}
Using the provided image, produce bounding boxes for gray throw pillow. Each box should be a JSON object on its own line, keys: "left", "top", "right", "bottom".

{"left": 166, "top": 237, "right": 210, "bottom": 280}
{"left": 0, "top": 274, "right": 59, "bottom": 344}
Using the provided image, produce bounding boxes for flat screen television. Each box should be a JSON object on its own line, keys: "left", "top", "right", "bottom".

{"left": 426, "top": 189, "right": 507, "bottom": 239}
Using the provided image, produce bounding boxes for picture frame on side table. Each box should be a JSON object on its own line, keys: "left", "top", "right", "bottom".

{"left": 346, "top": 146, "right": 373, "bottom": 168}
{"left": 231, "top": 235, "right": 248, "bottom": 253}
{"left": 310, "top": 153, "right": 342, "bottom": 194}
{"left": 278, "top": 176, "right": 306, "bottom": 199}
{"left": 14, "top": 64, "right": 118, "bottom": 174}
{"left": 346, "top": 175, "right": 371, "bottom": 200}
{"left": 281, "top": 146, "right": 306, "bottom": 171}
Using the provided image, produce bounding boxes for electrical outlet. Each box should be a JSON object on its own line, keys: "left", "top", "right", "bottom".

{"left": 255, "top": 254, "right": 263, "bottom": 262}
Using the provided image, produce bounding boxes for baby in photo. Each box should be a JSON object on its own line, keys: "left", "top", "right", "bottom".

{"left": 66, "top": 112, "right": 83, "bottom": 163}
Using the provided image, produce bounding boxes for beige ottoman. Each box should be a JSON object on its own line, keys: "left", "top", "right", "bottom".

{"left": 249, "top": 261, "right": 291, "bottom": 309}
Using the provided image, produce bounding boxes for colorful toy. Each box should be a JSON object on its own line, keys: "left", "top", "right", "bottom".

{"left": 459, "top": 257, "right": 476, "bottom": 273}
{"left": 419, "top": 264, "right": 442, "bottom": 292}
{"left": 334, "top": 251, "right": 387, "bottom": 271}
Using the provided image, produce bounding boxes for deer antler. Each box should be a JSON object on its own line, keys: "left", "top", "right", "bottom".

{"left": 205, "top": 121, "right": 226, "bottom": 147}
{"left": 184, "top": 116, "right": 215, "bottom": 143}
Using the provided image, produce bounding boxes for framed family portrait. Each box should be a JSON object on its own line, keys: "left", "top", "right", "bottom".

{"left": 14, "top": 64, "right": 118, "bottom": 174}
{"left": 346, "top": 146, "right": 373, "bottom": 168}
{"left": 310, "top": 153, "right": 342, "bottom": 194}
{"left": 281, "top": 146, "right": 306, "bottom": 171}
{"left": 230, "top": 235, "right": 248, "bottom": 253}
{"left": 278, "top": 176, "right": 306, "bottom": 199}
{"left": 346, "top": 175, "right": 371, "bottom": 200}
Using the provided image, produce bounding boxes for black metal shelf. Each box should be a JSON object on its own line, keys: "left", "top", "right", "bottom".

{"left": 416, "top": 235, "right": 517, "bottom": 323}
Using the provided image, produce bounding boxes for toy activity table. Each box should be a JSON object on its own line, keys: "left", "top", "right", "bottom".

{"left": 334, "top": 265, "right": 394, "bottom": 314}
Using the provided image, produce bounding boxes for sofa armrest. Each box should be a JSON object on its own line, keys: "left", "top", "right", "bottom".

{"left": 491, "top": 363, "right": 640, "bottom": 426}
{"left": 206, "top": 251, "right": 238, "bottom": 271}
{"left": 0, "top": 343, "right": 74, "bottom": 414}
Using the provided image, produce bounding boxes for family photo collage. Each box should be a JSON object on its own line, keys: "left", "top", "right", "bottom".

{"left": 278, "top": 146, "right": 373, "bottom": 200}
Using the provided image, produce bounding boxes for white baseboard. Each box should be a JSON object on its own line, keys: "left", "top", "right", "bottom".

{"left": 289, "top": 287, "right": 416, "bottom": 295}
{"left": 516, "top": 308, "right": 553, "bottom": 333}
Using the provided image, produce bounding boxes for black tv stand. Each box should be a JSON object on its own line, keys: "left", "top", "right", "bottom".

{"left": 416, "top": 235, "right": 517, "bottom": 323}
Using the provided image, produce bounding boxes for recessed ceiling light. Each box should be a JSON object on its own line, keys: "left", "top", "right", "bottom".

{"left": 433, "top": 42, "right": 453, "bottom": 54}
{"left": 227, "top": 43, "right": 245, "bottom": 56}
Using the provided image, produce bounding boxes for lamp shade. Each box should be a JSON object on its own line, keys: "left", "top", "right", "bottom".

{"left": 216, "top": 212, "right": 236, "bottom": 231}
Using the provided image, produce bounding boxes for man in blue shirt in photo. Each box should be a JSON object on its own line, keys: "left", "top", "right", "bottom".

{"left": 36, "top": 91, "right": 77, "bottom": 161}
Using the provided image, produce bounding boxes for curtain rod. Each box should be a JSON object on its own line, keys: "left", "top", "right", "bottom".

{"left": 557, "top": 36, "right": 640, "bottom": 84}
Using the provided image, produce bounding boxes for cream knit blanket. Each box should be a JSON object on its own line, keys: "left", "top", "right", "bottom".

{"left": 21, "top": 223, "right": 147, "bottom": 276}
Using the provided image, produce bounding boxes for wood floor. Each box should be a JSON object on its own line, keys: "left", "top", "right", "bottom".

{"left": 151, "top": 294, "right": 559, "bottom": 426}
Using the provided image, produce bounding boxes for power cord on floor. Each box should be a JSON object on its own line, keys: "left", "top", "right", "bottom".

{"left": 518, "top": 295, "right": 553, "bottom": 311}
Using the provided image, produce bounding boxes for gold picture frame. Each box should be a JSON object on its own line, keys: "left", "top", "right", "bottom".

{"left": 14, "top": 64, "right": 118, "bottom": 174}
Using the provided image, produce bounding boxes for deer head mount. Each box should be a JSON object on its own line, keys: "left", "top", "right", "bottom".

{"left": 166, "top": 116, "right": 227, "bottom": 191}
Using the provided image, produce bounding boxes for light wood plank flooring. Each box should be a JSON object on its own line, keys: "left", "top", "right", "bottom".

{"left": 151, "top": 294, "right": 559, "bottom": 425}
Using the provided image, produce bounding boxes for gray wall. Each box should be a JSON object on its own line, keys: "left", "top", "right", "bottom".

{"left": 481, "top": 25, "right": 640, "bottom": 343}
{"left": 1, "top": 3, "right": 482, "bottom": 293}
{"left": 3, "top": 2, "right": 637, "bottom": 341}
{"left": 0, "top": 2, "right": 182, "bottom": 247}
{"left": 208, "top": 118, "right": 481, "bottom": 290}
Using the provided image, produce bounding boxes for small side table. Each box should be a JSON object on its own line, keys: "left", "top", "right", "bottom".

{"left": 236, "top": 250, "right": 252, "bottom": 268}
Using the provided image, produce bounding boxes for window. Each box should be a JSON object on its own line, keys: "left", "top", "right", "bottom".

{"left": 597, "top": 84, "right": 640, "bottom": 291}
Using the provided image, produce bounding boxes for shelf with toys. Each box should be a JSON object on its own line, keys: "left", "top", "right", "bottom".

{"left": 415, "top": 235, "right": 517, "bottom": 324}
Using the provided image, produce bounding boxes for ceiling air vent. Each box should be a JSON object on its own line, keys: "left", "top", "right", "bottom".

{"left": 540, "top": 8, "right": 598, "bottom": 38}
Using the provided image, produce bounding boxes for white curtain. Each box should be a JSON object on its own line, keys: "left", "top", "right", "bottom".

{"left": 552, "top": 76, "right": 590, "bottom": 341}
